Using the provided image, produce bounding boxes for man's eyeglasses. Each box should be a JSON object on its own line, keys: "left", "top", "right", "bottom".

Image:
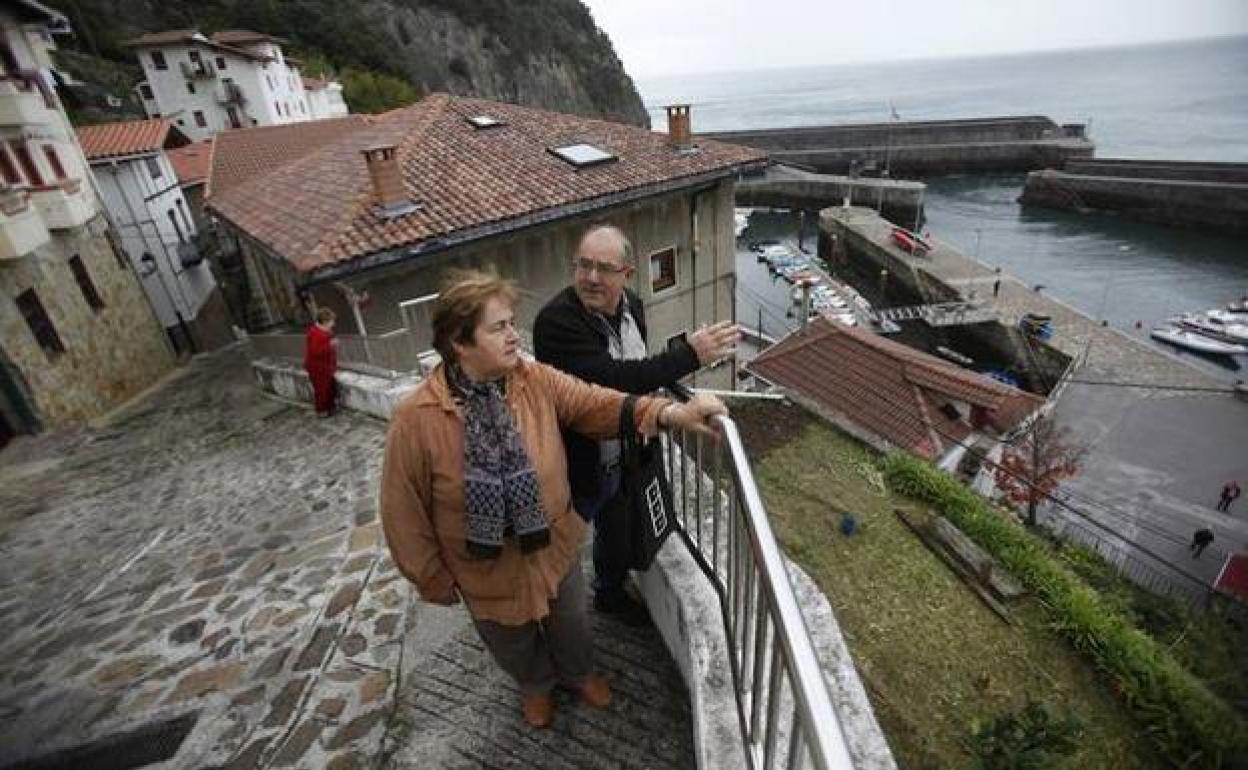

{"left": 572, "top": 256, "right": 629, "bottom": 276}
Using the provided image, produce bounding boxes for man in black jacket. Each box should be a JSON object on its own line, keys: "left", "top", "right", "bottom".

{"left": 534, "top": 224, "right": 737, "bottom": 625}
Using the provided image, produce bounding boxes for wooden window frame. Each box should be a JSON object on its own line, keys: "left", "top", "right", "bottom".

{"left": 0, "top": 146, "right": 21, "bottom": 185}
{"left": 16, "top": 288, "right": 65, "bottom": 356}
{"left": 9, "top": 141, "right": 43, "bottom": 187}
{"left": 193, "top": 110, "right": 207, "bottom": 128}
{"left": 145, "top": 156, "right": 162, "bottom": 180}
{"left": 151, "top": 50, "right": 167, "bottom": 71}
{"left": 42, "top": 145, "right": 66, "bottom": 180}
{"left": 69, "top": 254, "right": 105, "bottom": 311}
{"left": 649, "top": 245, "right": 678, "bottom": 294}
{"left": 139, "top": 83, "right": 154, "bottom": 100}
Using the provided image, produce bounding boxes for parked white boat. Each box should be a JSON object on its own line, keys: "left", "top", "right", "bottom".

{"left": 1173, "top": 313, "right": 1248, "bottom": 343}
{"left": 1151, "top": 325, "right": 1248, "bottom": 355}
{"left": 1208, "top": 308, "right": 1248, "bottom": 324}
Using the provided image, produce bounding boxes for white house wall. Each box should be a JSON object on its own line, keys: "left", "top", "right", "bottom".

{"left": 0, "top": 24, "right": 97, "bottom": 211}
{"left": 136, "top": 41, "right": 311, "bottom": 141}
{"left": 91, "top": 152, "right": 215, "bottom": 327}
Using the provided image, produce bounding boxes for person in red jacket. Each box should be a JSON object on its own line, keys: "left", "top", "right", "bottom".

{"left": 305, "top": 308, "right": 338, "bottom": 417}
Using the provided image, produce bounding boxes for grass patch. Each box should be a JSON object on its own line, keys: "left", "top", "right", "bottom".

{"left": 882, "top": 453, "right": 1248, "bottom": 769}
{"left": 734, "top": 402, "right": 1166, "bottom": 770}
{"left": 1056, "top": 542, "right": 1248, "bottom": 718}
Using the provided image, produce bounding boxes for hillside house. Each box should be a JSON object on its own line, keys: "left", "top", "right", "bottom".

{"left": 206, "top": 96, "right": 765, "bottom": 387}
{"left": 126, "top": 29, "right": 347, "bottom": 142}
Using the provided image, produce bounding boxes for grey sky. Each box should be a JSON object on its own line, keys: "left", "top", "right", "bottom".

{"left": 581, "top": 0, "right": 1248, "bottom": 78}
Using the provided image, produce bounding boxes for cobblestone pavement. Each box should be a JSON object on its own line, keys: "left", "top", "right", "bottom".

{"left": 0, "top": 345, "right": 694, "bottom": 769}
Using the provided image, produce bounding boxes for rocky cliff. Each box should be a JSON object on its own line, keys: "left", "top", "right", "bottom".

{"left": 358, "top": 1, "right": 649, "bottom": 127}
{"left": 46, "top": 0, "right": 649, "bottom": 127}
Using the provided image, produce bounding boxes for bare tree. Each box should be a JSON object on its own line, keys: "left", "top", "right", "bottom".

{"left": 993, "top": 414, "right": 1087, "bottom": 527}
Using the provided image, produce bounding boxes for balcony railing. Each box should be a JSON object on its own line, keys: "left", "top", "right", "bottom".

{"left": 179, "top": 60, "right": 217, "bottom": 79}
{"left": 246, "top": 328, "right": 434, "bottom": 379}
{"left": 215, "top": 82, "right": 246, "bottom": 105}
{"left": 664, "top": 400, "right": 857, "bottom": 770}
{"left": 29, "top": 179, "right": 94, "bottom": 230}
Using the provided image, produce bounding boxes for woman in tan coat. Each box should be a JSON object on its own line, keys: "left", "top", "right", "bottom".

{"left": 379, "top": 270, "right": 724, "bottom": 728}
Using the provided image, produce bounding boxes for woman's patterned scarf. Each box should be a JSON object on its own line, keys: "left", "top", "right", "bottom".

{"left": 447, "top": 364, "right": 550, "bottom": 559}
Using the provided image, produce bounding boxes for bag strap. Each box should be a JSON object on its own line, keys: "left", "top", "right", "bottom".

{"left": 619, "top": 395, "right": 640, "bottom": 457}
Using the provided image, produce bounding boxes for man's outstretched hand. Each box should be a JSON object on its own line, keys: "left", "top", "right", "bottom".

{"left": 688, "top": 321, "right": 739, "bottom": 366}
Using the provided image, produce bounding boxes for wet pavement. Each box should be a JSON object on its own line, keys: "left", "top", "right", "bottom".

{"left": 821, "top": 206, "right": 1248, "bottom": 602}
{"left": 0, "top": 345, "right": 693, "bottom": 769}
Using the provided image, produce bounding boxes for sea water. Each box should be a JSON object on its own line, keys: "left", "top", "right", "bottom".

{"left": 638, "top": 36, "right": 1248, "bottom": 372}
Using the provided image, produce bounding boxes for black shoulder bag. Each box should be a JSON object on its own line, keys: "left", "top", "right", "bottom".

{"left": 611, "top": 395, "right": 677, "bottom": 571}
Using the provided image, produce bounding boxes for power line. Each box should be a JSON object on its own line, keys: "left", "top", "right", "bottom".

{"left": 1062, "top": 378, "right": 1239, "bottom": 394}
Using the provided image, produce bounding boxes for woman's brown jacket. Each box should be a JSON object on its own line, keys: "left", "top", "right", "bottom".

{"left": 379, "top": 359, "right": 669, "bottom": 625}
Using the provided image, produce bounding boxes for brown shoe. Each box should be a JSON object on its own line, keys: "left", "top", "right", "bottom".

{"left": 579, "top": 673, "right": 611, "bottom": 709}
{"left": 521, "top": 691, "right": 554, "bottom": 728}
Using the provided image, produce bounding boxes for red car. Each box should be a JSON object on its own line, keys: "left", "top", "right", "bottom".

{"left": 891, "top": 227, "right": 931, "bottom": 256}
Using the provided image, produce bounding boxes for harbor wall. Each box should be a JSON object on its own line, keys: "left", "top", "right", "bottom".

{"left": 818, "top": 208, "right": 1071, "bottom": 394}
{"left": 735, "top": 164, "right": 925, "bottom": 228}
{"left": 1020, "top": 162, "right": 1248, "bottom": 233}
{"left": 705, "top": 116, "right": 1093, "bottom": 175}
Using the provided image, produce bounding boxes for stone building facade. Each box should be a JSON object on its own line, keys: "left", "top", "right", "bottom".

{"left": 0, "top": 214, "right": 173, "bottom": 434}
{"left": 1, "top": 1, "right": 173, "bottom": 445}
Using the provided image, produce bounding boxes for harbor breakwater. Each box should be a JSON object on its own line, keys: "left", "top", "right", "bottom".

{"left": 706, "top": 116, "right": 1093, "bottom": 176}
{"left": 1020, "top": 159, "right": 1248, "bottom": 233}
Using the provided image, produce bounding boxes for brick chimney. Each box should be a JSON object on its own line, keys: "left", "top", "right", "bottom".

{"left": 665, "top": 104, "right": 692, "bottom": 150}
{"left": 361, "top": 144, "right": 417, "bottom": 217}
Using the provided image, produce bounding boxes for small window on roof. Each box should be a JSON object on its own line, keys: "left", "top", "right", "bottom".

{"left": 548, "top": 143, "right": 616, "bottom": 168}
{"left": 466, "top": 115, "right": 504, "bottom": 129}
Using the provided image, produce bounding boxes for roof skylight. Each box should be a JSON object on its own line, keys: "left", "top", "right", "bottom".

{"left": 466, "top": 115, "right": 504, "bottom": 129}
{"left": 548, "top": 143, "right": 617, "bottom": 168}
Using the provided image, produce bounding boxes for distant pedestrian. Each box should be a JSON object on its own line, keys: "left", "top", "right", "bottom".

{"left": 1190, "top": 527, "right": 1214, "bottom": 558}
{"left": 992, "top": 279, "right": 1001, "bottom": 298}
{"left": 1217, "top": 480, "right": 1241, "bottom": 513}
{"left": 304, "top": 307, "right": 338, "bottom": 418}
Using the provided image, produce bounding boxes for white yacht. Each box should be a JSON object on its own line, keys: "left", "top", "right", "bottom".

{"left": 1173, "top": 312, "right": 1248, "bottom": 344}
{"left": 1151, "top": 325, "right": 1248, "bottom": 356}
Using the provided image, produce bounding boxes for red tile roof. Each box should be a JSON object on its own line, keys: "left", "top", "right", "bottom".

{"left": 123, "top": 29, "right": 201, "bottom": 46}
{"left": 122, "top": 29, "right": 270, "bottom": 61}
{"left": 206, "top": 116, "right": 372, "bottom": 199}
{"left": 746, "top": 317, "right": 1044, "bottom": 459}
{"left": 207, "top": 93, "right": 767, "bottom": 276}
{"left": 76, "top": 118, "right": 189, "bottom": 161}
{"left": 167, "top": 139, "right": 214, "bottom": 187}
{"left": 210, "top": 30, "right": 288, "bottom": 46}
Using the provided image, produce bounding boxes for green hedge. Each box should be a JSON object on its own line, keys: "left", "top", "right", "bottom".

{"left": 882, "top": 453, "right": 1248, "bottom": 769}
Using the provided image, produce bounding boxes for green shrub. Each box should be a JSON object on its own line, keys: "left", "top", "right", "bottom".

{"left": 883, "top": 453, "right": 1248, "bottom": 769}
{"left": 966, "top": 700, "right": 1084, "bottom": 770}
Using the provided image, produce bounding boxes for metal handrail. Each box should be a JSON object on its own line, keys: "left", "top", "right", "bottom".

{"left": 245, "top": 329, "right": 427, "bottom": 377}
{"left": 664, "top": 407, "right": 857, "bottom": 770}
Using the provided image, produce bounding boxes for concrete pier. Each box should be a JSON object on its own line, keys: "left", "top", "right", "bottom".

{"left": 818, "top": 206, "right": 1221, "bottom": 389}
{"left": 1020, "top": 158, "right": 1248, "bottom": 233}
{"left": 706, "top": 116, "right": 1094, "bottom": 176}
{"left": 818, "top": 206, "right": 1248, "bottom": 604}
{"left": 735, "top": 163, "right": 925, "bottom": 229}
